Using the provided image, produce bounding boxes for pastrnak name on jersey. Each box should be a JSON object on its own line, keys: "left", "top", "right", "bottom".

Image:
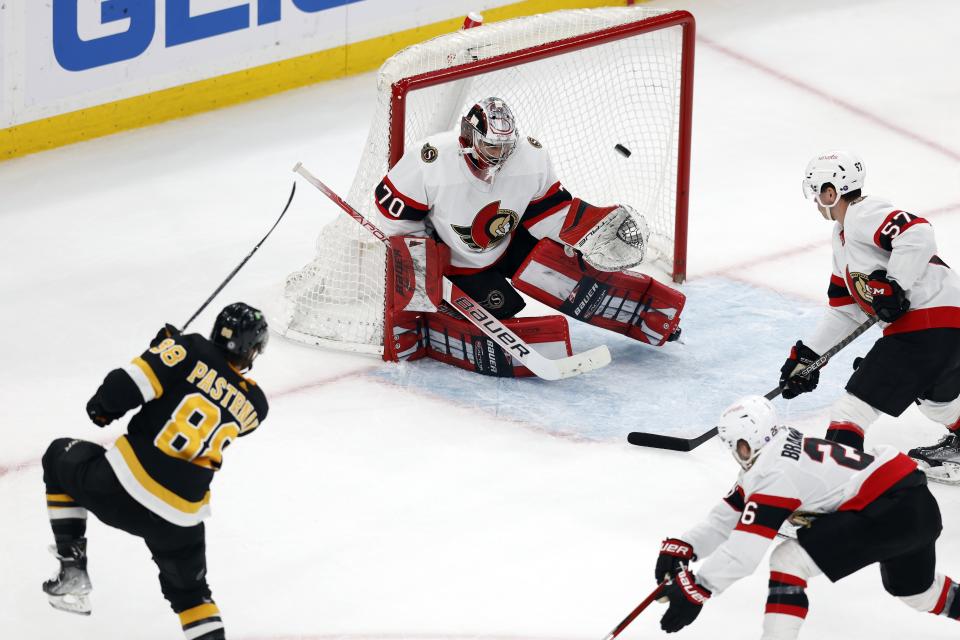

{"left": 185, "top": 361, "right": 260, "bottom": 434}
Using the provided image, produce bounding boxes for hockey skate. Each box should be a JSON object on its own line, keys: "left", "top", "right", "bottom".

{"left": 43, "top": 539, "right": 92, "bottom": 615}
{"left": 909, "top": 433, "right": 960, "bottom": 486}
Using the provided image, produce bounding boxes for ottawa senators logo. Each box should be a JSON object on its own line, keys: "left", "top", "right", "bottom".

{"left": 845, "top": 268, "right": 877, "bottom": 316}
{"left": 421, "top": 143, "right": 438, "bottom": 163}
{"left": 450, "top": 201, "right": 519, "bottom": 252}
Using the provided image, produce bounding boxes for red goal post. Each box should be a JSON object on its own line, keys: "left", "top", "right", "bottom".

{"left": 279, "top": 7, "right": 695, "bottom": 355}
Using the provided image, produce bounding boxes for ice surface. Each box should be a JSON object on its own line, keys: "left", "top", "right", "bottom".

{"left": 2, "top": 1, "right": 959, "bottom": 639}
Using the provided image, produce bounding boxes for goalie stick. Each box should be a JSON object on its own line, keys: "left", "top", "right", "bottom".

{"left": 292, "top": 162, "right": 611, "bottom": 381}
{"left": 627, "top": 316, "right": 880, "bottom": 451}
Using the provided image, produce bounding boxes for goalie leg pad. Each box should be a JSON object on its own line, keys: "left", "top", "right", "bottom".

{"left": 421, "top": 310, "right": 571, "bottom": 377}
{"left": 512, "top": 239, "right": 684, "bottom": 346}
{"left": 383, "top": 237, "right": 450, "bottom": 362}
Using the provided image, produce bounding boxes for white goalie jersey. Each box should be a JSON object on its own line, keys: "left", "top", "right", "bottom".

{"left": 372, "top": 130, "right": 575, "bottom": 273}
{"left": 807, "top": 196, "right": 960, "bottom": 353}
{"left": 680, "top": 427, "right": 917, "bottom": 594}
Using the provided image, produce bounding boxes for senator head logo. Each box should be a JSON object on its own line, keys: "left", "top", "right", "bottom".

{"left": 451, "top": 201, "right": 519, "bottom": 252}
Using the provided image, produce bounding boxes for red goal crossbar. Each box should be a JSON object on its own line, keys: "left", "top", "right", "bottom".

{"left": 388, "top": 10, "right": 696, "bottom": 282}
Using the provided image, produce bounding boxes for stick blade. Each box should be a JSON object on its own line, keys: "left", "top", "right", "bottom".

{"left": 627, "top": 426, "right": 718, "bottom": 452}
{"left": 551, "top": 345, "right": 612, "bottom": 380}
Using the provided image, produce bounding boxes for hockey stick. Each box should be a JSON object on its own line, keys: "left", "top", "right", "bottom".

{"left": 182, "top": 182, "right": 297, "bottom": 331}
{"left": 601, "top": 581, "right": 668, "bottom": 640}
{"left": 292, "top": 162, "right": 611, "bottom": 380}
{"left": 627, "top": 315, "right": 880, "bottom": 451}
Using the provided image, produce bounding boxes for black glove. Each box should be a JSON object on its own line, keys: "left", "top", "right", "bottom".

{"left": 779, "top": 340, "right": 821, "bottom": 399}
{"left": 151, "top": 323, "right": 181, "bottom": 347}
{"left": 660, "top": 569, "right": 711, "bottom": 633}
{"left": 85, "top": 395, "right": 123, "bottom": 427}
{"left": 655, "top": 538, "right": 695, "bottom": 584}
{"left": 867, "top": 270, "right": 910, "bottom": 322}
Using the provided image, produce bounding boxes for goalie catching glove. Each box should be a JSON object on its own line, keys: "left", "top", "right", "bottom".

{"left": 558, "top": 199, "right": 649, "bottom": 271}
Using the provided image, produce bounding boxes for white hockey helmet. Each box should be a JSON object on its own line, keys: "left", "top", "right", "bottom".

{"left": 716, "top": 395, "right": 781, "bottom": 470}
{"left": 460, "top": 97, "right": 519, "bottom": 181}
{"left": 802, "top": 150, "right": 865, "bottom": 219}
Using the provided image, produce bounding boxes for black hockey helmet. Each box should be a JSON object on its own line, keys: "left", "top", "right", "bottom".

{"left": 211, "top": 302, "right": 269, "bottom": 370}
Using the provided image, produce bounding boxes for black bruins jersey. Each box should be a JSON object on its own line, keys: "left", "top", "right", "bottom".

{"left": 100, "top": 328, "right": 268, "bottom": 526}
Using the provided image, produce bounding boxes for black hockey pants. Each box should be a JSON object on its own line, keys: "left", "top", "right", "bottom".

{"left": 42, "top": 437, "right": 212, "bottom": 613}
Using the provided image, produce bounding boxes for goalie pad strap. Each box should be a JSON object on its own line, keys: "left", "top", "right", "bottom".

{"left": 391, "top": 309, "right": 572, "bottom": 377}
{"left": 513, "top": 239, "right": 684, "bottom": 346}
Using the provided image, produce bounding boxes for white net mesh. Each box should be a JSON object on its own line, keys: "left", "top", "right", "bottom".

{"left": 278, "top": 6, "right": 689, "bottom": 354}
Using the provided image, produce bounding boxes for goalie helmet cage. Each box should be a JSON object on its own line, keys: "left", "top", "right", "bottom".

{"left": 279, "top": 6, "right": 695, "bottom": 355}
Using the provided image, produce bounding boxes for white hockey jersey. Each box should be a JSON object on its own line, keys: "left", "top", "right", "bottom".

{"left": 372, "top": 130, "right": 574, "bottom": 273}
{"left": 807, "top": 196, "right": 960, "bottom": 353}
{"left": 681, "top": 427, "right": 917, "bottom": 594}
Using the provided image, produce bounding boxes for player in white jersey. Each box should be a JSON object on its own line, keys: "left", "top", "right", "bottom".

{"left": 373, "top": 97, "right": 685, "bottom": 376}
{"left": 778, "top": 151, "right": 960, "bottom": 483}
{"left": 652, "top": 396, "right": 958, "bottom": 638}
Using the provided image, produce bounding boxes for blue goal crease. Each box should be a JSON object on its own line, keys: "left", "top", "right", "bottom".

{"left": 364, "top": 276, "right": 880, "bottom": 442}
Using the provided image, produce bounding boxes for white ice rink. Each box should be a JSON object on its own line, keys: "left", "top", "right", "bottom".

{"left": 2, "top": 1, "right": 960, "bottom": 638}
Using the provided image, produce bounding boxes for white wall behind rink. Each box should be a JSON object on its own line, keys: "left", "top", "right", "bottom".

{"left": 3, "top": 0, "right": 518, "bottom": 130}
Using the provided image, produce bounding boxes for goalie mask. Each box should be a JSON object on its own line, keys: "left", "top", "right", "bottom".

{"left": 802, "top": 150, "right": 864, "bottom": 220}
{"left": 211, "top": 302, "right": 269, "bottom": 371}
{"left": 716, "top": 395, "right": 780, "bottom": 470}
{"left": 460, "top": 97, "right": 519, "bottom": 182}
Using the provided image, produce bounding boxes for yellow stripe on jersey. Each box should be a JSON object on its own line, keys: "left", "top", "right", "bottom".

{"left": 45, "top": 494, "right": 75, "bottom": 503}
{"left": 114, "top": 436, "right": 210, "bottom": 515}
{"left": 131, "top": 356, "right": 164, "bottom": 399}
{"left": 178, "top": 603, "right": 221, "bottom": 626}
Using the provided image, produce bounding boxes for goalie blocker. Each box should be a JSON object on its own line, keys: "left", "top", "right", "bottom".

{"left": 383, "top": 236, "right": 573, "bottom": 377}
{"left": 513, "top": 239, "right": 684, "bottom": 346}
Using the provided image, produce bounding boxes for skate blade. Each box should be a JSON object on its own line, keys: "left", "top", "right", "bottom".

{"left": 916, "top": 461, "right": 960, "bottom": 486}
{"left": 47, "top": 593, "right": 91, "bottom": 616}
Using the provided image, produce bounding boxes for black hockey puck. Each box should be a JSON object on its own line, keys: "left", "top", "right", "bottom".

{"left": 614, "top": 143, "right": 632, "bottom": 158}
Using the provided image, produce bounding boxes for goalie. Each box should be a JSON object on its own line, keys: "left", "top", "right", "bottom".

{"left": 374, "top": 97, "right": 684, "bottom": 376}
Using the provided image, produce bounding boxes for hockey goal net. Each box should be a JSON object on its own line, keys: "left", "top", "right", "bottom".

{"left": 278, "top": 6, "right": 694, "bottom": 355}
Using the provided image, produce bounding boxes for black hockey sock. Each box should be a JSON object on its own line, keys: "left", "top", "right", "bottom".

{"left": 826, "top": 421, "right": 865, "bottom": 450}
{"left": 46, "top": 492, "right": 87, "bottom": 557}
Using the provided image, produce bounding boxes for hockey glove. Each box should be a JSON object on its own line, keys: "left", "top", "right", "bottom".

{"left": 867, "top": 270, "right": 910, "bottom": 323}
{"left": 655, "top": 538, "right": 695, "bottom": 584}
{"left": 660, "top": 569, "right": 710, "bottom": 633}
{"left": 85, "top": 396, "right": 123, "bottom": 427}
{"left": 779, "top": 340, "right": 821, "bottom": 399}
{"left": 151, "top": 323, "right": 181, "bottom": 348}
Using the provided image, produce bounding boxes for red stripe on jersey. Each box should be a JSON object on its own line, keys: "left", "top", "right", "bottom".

{"left": 873, "top": 210, "right": 929, "bottom": 250}
{"left": 382, "top": 176, "right": 428, "bottom": 210}
{"left": 827, "top": 421, "right": 864, "bottom": 437}
{"left": 529, "top": 181, "right": 563, "bottom": 205}
{"left": 734, "top": 522, "right": 780, "bottom": 539}
{"left": 829, "top": 295, "right": 855, "bottom": 307}
{"left": 770, "top": 572, "right": 808, "bottom": 588}
{"left": 839, "top": 454, "right": 917, "bottom": 512}
{"left": 948, "top": 418, "right": 960, "bottom": 433}
{"left": 932, "top": 577, "right": 952, "bottom": 615}
{"left": 765, "top": 603, "right": 809, "bottom": 619}
{"left": 884, "top": 306, "right": 960, "bottom": 335}
{"left": 750, "top": 493, "right": 803, "bottom": 510}
{"left": 830, "top": 274, "right": 846, "bottom": 287}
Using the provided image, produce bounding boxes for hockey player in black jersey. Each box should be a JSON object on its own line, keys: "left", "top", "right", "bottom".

{"left": 41, "top": 303, "right": 269, "bottom": 640}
